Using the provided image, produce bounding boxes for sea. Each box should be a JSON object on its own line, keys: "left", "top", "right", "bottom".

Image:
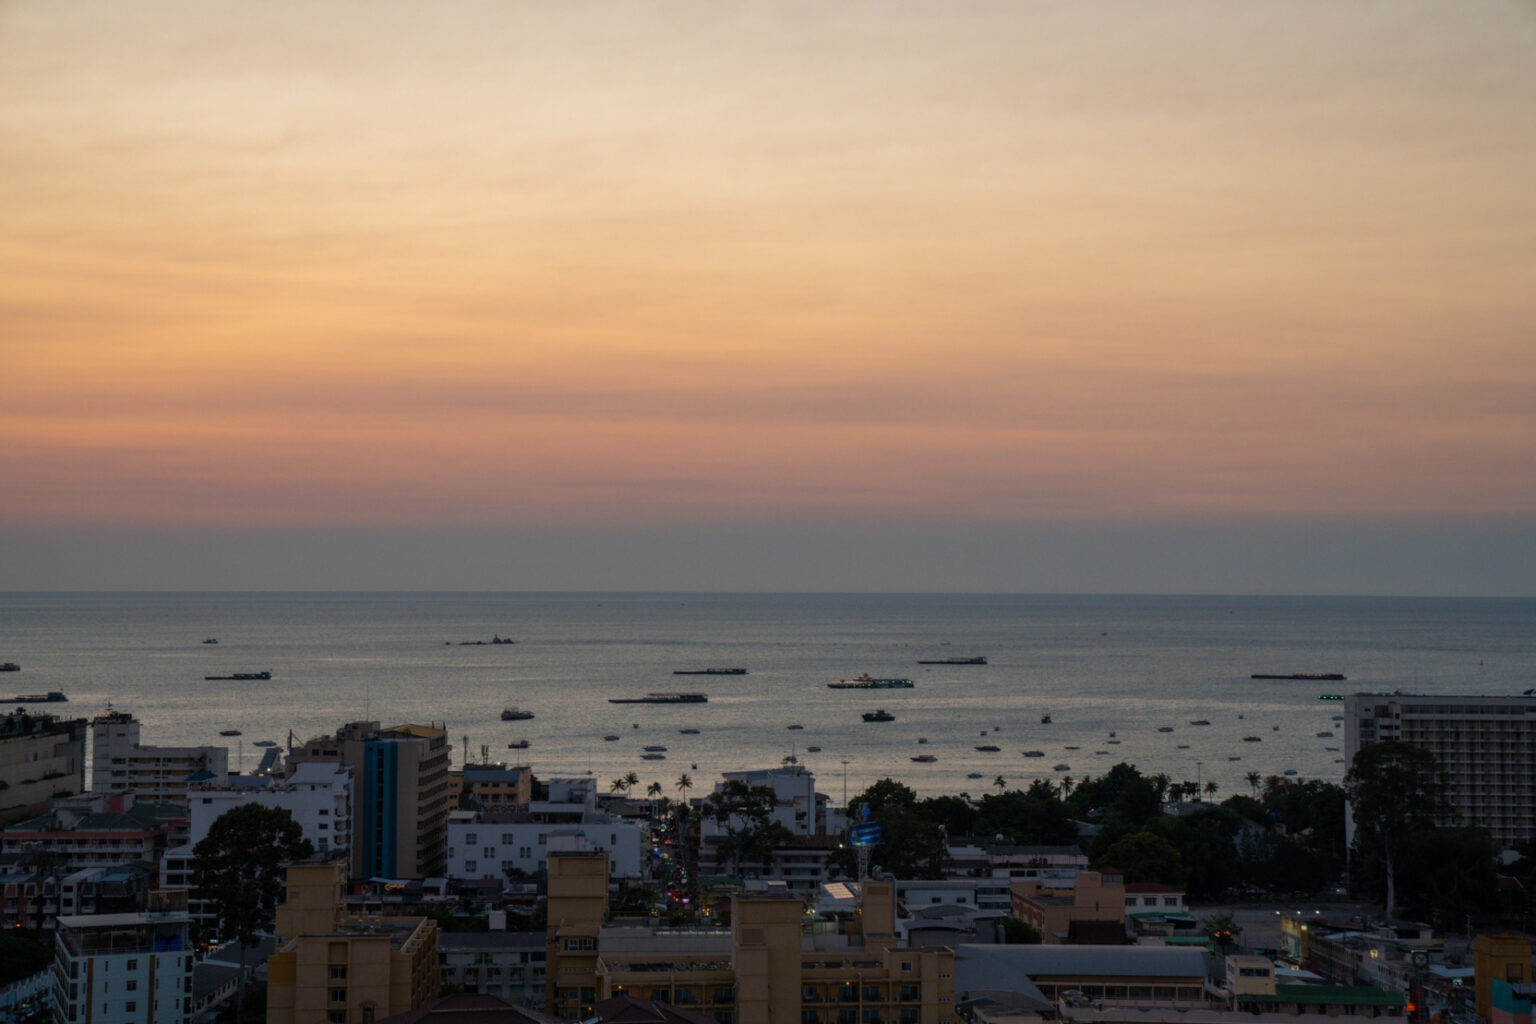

{"left": 1, "top": 593, "right": 1531, "bottom": 803}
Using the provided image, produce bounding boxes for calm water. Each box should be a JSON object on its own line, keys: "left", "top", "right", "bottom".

{"left": 0, "top": 593, "right": 1530, "bottom": 801}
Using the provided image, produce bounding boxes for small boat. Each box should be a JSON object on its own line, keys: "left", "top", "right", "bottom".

{"left": 1316, "top": 730, "right": 1334, "bottom": 738}
{"left": 911, "top": 754, "right": 937, "bottom": 762}
{"left": 806, "top": 745, "right": 821, "bottom": 752}
{"left": 787, "top": 724, "right": 804, "bottom": 730}
{"left": 1177, "top": 744, "right": 1190, "bottom": 749}
{"left": 220, "top": 729, "right": 241, "bottom": 736}
{"left": 916, "top": 656, "right": 987, "bottom": 665}
{"left": 603, "top": 734, "right": 620, "bottom": 741}
{"left": 680, "top": 728, "right": 700, "bottom": 735}
{"left": 1273, "top": 725, "right": 1280, "bottom": 731}
{"left": 1094, "top": 750, "right": 1109, "bottom": 755}
{"left": 1107, "top": 739, "right": 1121, "bottom": 744}
{"left": 1189, "top": 720, "right": 1211, "bottom": 726}
{"left": 205, "top": 671, "right": 271, "bottom": 681}
{"left": 917, "top": 737, "right": 928, "bottom": 744}
{"left": 643, "top": 745, "right": 668, "bottom": 752}
{"left": 1023, "top": 750, "right": 1045, "bottom": 757}
{"left": 252, "top": 740, "right": 276, "bottom": 747}
{"left": 1251, "top": 672, "right": 1345, "bottom": 680}
{"left": 1053, "top": 764, "right": 1071, "bottom": 771}
{"left": 507, "top": 740, "right": 529, "bottom": 749}
{"left": 674, "top": 668, "right": 746, "bottom": 675}
{"left": 1107, "top": 731, "right": 1116, "bottom": 737}
{"left": 1325, "top": 746, "right": 1340, "bottom": 751}
{"left": 1040, "top": 714, "right": 1052, "bottom": 724}
{"left": 862, "top": 710, "right": 895, "bottom": 722}
{"left": 1243, "top": 736, "right": 1262, "bottom": 742}
{"left": 1063, "top": 745, "right": 1080, "bottom": 750}
{"left": 641, "top": 753, "right": 666, "bottom": 760}
{"left": 201, "top": 639, "right": 218, "bottom": 645}
{"left": 1228, "top": 756, "right": 1242, "bottom": 761}
{"left": 501, "top": 707, "right": 535, "bottom": 721}
{"left": 966, "top": 772, "right": 984, "bottom": 779}
{"left": 782, "top": 754, "right": 798, "bottom": 765}
{"left": 1157, "top": 726, "right": 1174, "bottom": 733}
{"left": 1283, "top": 769, "right": 1299, "bottom": 776}
{"left": 974, "top": 744, "right": 1000, "bottom": 752}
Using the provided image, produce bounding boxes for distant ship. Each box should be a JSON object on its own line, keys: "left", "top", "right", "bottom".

{"left": 608, "top": 692, "right": 708, "bottom": 704}
{"left": 828, "top": 674, "right": 914, "bottom": 689}
{"left": 911, "top": 754, "right": 937, "bottom": 762}
{"left": 917, "top": 656, "right": 987, "bottom": 665}
{"left": 501, "top": 707, "right": 535, "bottom": 721}
{"left": 204, "top": 671, "right": 271, "bottom": 681}
{"left": 1250, "top": 673, "right": 1346, "bottom": 680}
{"left": 0, "top": 690, "right": 66, "bottom": 704}
{"left": 862, "top": 709, "right": 896, "bottom": 722}
{"left": 0, "top": 663, "right": 21, "bottom": 672}
{"left": 674, "top": 668, "right": 746, "bottom": 675}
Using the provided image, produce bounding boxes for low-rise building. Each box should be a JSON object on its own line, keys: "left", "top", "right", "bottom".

{"left": 446, "top": 776, "right": 646, "bottom": 883}
{"left": 1010, "top": 870, "right": 1126, "bottom": 945}
{"left": 436, "top": 931, "right": 546, "bottom": 1005}
{"left": 955, "top": 943, "right": 1208, "bottom": 1010}
{"left": 451, "top": 764, "right": 533, "bottom": 810}
{"left": 3, "top": 791, "right": 186, "bottom": 875}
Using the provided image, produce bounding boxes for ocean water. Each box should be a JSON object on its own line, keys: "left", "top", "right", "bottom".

{"left": 0, "top": 593, "right": 1530, "bottom": 801}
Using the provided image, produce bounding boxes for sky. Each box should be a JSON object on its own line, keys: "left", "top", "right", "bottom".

{"left": 2, "top": 1, "right": 1534, "bottom": 593}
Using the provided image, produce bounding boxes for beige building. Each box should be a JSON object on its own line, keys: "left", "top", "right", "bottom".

{"left": 0, "top": 709, "right": 86, "bottom": 821}
{"left": 288, "top": 722, "right": 452, "bottom": 879}
{"left": 266, "top": 861, "right": 438, "bottom": 1024}
{"left": 1010, "top": 870, "right": 1126, "bottom": 944}
{"left": 450, "top": 764, "right": 533, "bottom": 809}
{"left": 546, "top": 851, "right": 957, "bottom": 1024}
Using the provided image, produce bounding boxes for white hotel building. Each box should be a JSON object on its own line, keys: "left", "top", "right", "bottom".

{"left": 1344, "top": 691, "right": 1536, "bottom": 847}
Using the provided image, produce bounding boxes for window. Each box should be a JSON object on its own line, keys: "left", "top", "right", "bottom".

{"left": 465, "top": 861, "right": 477, "bottom": 872}
{"left": 465, "top": 833, "right": 478, "bottom": 844}
{"left": 125, "top": 1004, "right": 136, "bottom": 1014}
{"left": 328, "top": 1012, "right": 347, "bottom": 1023}
{"left": 330, "top": 966, "right": 347, "bottom": 980}
{"left": 862, "top": 986, "right": 881, "bottom": 1002}
{"left": 900, "top": 961, "right": 912, "bottom": 972}
{"left": 564, "top": 938, "right": 595, "bottom": 951}
{"left": 1163, "top": 896, "right": 1178, "bottom": 907}
{"left": 126, "top": 960, "right": 137, "bottom": 970}
{"left": 330, "top": 989, "right": 348, "bottom": 1003}
{"left": 803, "top": 985, "right": 821, "bottom": 1003}
{"left": 126, "top": 981, "right": 137, "bottom": 992}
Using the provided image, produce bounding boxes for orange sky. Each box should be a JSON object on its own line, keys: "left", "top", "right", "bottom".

{"left": 3, "top": 1, "right": 1534, "bottom": 540}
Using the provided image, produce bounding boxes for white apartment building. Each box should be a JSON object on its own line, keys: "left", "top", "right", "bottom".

{"left": 183, "top": 761, "right": 351, "bottom": 856}
{"left": 445, "top": 777, "right": 646, "bottom": 882}
{"left": 1345, "top": 692, "right": 1536, "bottom": 846}
{"left": 700, "top": 765, "right": 841, "bottom": 840}
{"left": 54, "top": 896, "right": 192, "bottom": 1024}
{"left": 91, "top": 710, "right": 227, "bottom": 804}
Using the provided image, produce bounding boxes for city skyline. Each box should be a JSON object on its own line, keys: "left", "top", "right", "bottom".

{"left": 3, "top": 2, "right": 1534, "bottom": 593}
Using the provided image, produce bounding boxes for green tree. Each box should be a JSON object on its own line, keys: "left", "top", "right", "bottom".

{"left": 1245, "top": 771, "right": 1261, "bottom": 797}
{"left": 832, "top": 779, "right": 949, "bottom": 880}
{"left": 647, "top": 781, "right": 663, "bottom": 799}
{"left": 1001, "top": 918, "right": 1043, "bottom": 944}
{"left": 191, "top": 804, "right": 314, "bottom": 1024}
{"left": 0, "top": 930, "right": 51, "bottom": 985}
{"left": 1097, "top": 830, "right": 1187, "bottom": 887}
{"left": 1345, "top": 741, "right": 1451, "bottom": 918}
{"left": 702, "top": 781, "right": 794, "bottom": 875}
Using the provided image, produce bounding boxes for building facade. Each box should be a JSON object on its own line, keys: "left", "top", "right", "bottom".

{"left": 53, "top": 891, "right": 192, "bottom": 1024}
{"left": 91, "top": 710, "right": 228, "bottom": 804}
{"left": 1344, "top": 692, "right": 1536, "bottom": 847}
{"left": 265, "top": 860, "right": 439, "bottom": 1024}
{"left": 287, "top": 721, "right": 452, "bottom": 879}
{"left": 0, "top": 709, "right": 87, "bottom": 819}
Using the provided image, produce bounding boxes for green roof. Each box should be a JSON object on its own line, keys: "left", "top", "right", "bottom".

{"left": 1244, "top": 985, "right": 1406, "bottom": 1008}
{"left": 1163, "top": 935, "right": 1213, "bottom": 947}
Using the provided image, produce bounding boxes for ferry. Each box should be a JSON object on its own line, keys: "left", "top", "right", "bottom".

{"left": 0, "top": 662, "right": 20, "bottom": 671}
{"left": 862, "top": 709, "right": 895, "bottom": 723}
{"left": 501, "top": 707, "right": 535, "bottom": 721}
{"left": 609, "top": 693, "right": 708, "bottom": 704}
{"left": 828, "top": 674, "right": 914, "bottom": 689}
{"left": 507, "top": 740, "right": 530, "bottom": 749}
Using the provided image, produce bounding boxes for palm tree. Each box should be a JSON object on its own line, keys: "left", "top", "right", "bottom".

{"left": 1245, "top": 770, "right": 1262, "bottom": 797}
{"left": 624, "top": 770, "right": 640, "bottom": 792}
{"left": 676, "top": 773, "right": 693, "bottom": 807}
{"left": 1204, "top": 780, "right": 1219, "bottom": 800}
{"left": 647, "top": 781, "right": 663, "bottom": 799}
{"left": 993, "top": 775, "right": 1007, "bottom": 792}
{"left": 1059, "top": 775, "right": 1075, "bottom": 797}
{"left": 610, "top": 777, "right": 628, "bottom": 793}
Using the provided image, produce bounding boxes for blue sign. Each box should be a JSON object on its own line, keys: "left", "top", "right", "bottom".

{"left": 849, "top": 821, "right": 882, "bottom": 847}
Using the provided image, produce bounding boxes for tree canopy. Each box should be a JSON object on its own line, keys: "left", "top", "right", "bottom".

{"left": 1345, "top": 741, "right": 1451, "bottom": 918}
{"left": 192, "top": 804, "right": 315, "bottom": 949}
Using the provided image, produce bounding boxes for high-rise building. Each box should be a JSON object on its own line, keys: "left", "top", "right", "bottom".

{"left": 0, "top": 708, "right": 87, "bottom": 818}
{"left": 1344, "top": 692, "right": 1536, "bottom": 847}
{"left": 287, "top": 722, "right": 451, "bottom": 879}
{"left": 53, "top": 890, "right": 192, "bottom": 1024}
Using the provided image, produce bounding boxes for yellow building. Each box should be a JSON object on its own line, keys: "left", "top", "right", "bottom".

{"left": 546, "top": 851, "right": 957, "bottom": 1024}
{"left": 1473, "top": 932, "right": 1531, "bottom": 1023}
{"left": 267, "top": 861, "right": 439, "bottom": 1024}
{"left": 449, "top": 764, "right": 534, "bottom": 809}
{"left": 1009, "top": 870, "right": 1126, "bottom": 944}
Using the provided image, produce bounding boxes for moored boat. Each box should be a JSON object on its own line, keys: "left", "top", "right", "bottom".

{"left": 862, "top": 709, "right": 895, "bottom": 722}
{"left": 974, "top": 744, "right": 1000, "bottom": 752}
{"left": 0, "top": 690, "right": 66, "bottom": 703}
{"left": 674, "top": 668, "right": 746, "bottom": 675}
{"left": 911, "top": 754, "right": 937, "bottom": 762}
{"left": 916, "top": 656, "right": 987, "bottom": 665}
{"left": 828, "top": 674, "right": 914, "bottom": 689}
{"left": 609, "top": 692, "right": 708, "bottom": 704}
{"left": 501, "top": 707, "right": 535, "bottom": 720}
{"left": 204, "top": 671, "right": 271, "bottom": 681}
